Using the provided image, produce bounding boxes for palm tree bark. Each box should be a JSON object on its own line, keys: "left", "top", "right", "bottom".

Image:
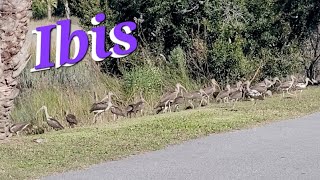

{"left": 0, "top": 0, "right": 32, "bottom": 140}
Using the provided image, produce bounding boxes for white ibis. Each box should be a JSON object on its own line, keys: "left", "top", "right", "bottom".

{"left": 294, "top": 77, "right": 313, "bottom": 95}
{"left": 37, "top": 106, "right": 64, "bottom": 130}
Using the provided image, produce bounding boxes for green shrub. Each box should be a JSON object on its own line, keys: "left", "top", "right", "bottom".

{"left": 32, "top": 0, "right": 47, "bottom": 19}
{"left": 123, "top": 66, "right": 163, "bottom": 99}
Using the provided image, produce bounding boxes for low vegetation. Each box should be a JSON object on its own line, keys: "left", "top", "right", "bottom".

{"left": 2, "top": 87, "right": 320, "bottom": 180}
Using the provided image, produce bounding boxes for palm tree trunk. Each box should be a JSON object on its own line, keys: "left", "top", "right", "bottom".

{"left": 0, "top": 0, "right": 32, "bottom": 140}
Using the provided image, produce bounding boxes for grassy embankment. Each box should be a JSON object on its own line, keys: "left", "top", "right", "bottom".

{"left": 1, "top": 87, "right": 320, "bottom": 180}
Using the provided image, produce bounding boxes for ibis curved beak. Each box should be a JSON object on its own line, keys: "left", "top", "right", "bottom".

{"left": 179, "top": 85, "right": 187, "bottom": 93}
{"left": 308, "top": 79, "right": 314, "bottom": 84}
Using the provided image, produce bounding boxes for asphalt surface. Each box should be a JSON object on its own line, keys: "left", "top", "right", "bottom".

{"left": 44, "top": 113, "right": 320, "bottom": 180}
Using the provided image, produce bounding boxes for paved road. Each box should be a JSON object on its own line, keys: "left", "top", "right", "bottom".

{"left": 44, "top": 113, "right": 320, "bottom": 180}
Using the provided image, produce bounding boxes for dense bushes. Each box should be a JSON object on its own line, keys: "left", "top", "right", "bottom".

{"left": 62, "top": 0, "right": 319, "bottom": 83}
{"left": 30, "top": 0, "right": 320, "bottom": 82}
{"left": 31, "top": 0, "right": 47, "bottom": 19}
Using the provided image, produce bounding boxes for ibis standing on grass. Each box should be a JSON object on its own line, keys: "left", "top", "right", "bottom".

{"left": 229, "top": 81, "right": 243, "bottom": 94}
{"left": 294, "top": 77, "right": 313, "bottom": 95}
{"left": 279, "top": 75, "right": 297, "bottom": 97}
{"left": 37, "top": 106, "right": 64, "bottom": 130}
{"left": 183, "top": 89, "right": 209, "bottom": 109}
{"left": 203, "top": 79, "right": 220, "bottom": 103}
{"left": 90, "top": 92, "right": 118, "bottom": 124}
{"left": 243, "top": 81, "right": 264, "bottom": 110}
{"left": 229, "top": 85, "right": 244, "bottom": 110}
{"left": 64, "top": 110, "right": 78, "bottom": 128}
{"left": 154, "top": 83, "right": 187, "bottom": 113}
{"left": 126, "top": 92, "right": 147, "bottom": 118}
{"left": 9, "top": 122, "right": 31, "bottom": 136}
{"left": 216, "top": 84, "right": 231, "bottom": 103}
{"left": 110, "top": 105, "right": 127, "bottom": 121}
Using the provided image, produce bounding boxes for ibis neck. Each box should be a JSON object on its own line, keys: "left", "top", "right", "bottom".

{"left": 43, "top": 107, "right": 49, "bottom": 119}
{"left": 108, "top": 94, "right": 111, "bottom": 102}
{"left": 246, "top": 83, "right": 250, "bottom": 91}
{"left": 304, "top": 79, "right": 309, "bottom": 86}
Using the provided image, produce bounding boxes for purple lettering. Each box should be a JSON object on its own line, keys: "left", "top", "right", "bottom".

{"left": 56, "top": 19, "right": 89, "bottom": 67}
{"left": 32, "top": 25, "right": 56, "bottom": 71}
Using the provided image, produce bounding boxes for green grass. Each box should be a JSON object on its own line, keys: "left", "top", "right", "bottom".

{"left": 2, "top": 87, "right": 320, "bottom": 180}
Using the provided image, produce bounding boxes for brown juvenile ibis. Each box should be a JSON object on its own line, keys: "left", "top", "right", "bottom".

{"left": 127, "top": 92, "right": 147, "bottom": 118}
{"left": 203, "top": 79, "right": 220, "bottom": 102}
{"left": 184, "top": 89, "right": 208, "bottom": 109}
{"left": 216, "top": 84, "right": 231, "bottom": 103}
{"left": 243, "top": 81, "right": 264, "bottom": 109}
{"left": 110, "top": 105, "right": 126, "bottom": 121}
{"left": 279, "top": 75, "right": 297, "bottom": 97}
{"left": 37, "top": 106, "right": 64, "bottom": 130}
{"left": 229, "top": 85, "right": 244, "bottom": 109}
{"left": 254, "top": 77, "right": 281, "bottom": 96}
{"left": 265, "top": 90, "right": 273, "bottom": 97}
{"left": 154, "top": 83, "right": 187, "bottom": 113}
{"left": 267, "top": 77, "right": 281, "bottom": 88}
{"left": 64, "top": 110, "right": 78, "bottom": 128}
{"left": 229, "top": 81, "right": 243, "bottom": 94}
{"left": 90, "top": 92, "right": 118, "bottom": 123}
{"left": 9, "top": 122, "right": 31, "bottom": 136}
{"left": 171, "top": 95, "right": 185, "bottom": 112}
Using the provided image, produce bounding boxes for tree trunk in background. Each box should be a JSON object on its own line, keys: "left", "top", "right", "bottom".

{"left": 47, "top": 0, "right": 52, "bottom": 20}
{"left": 64, "top": 0, "right": 70, "bottom": 19}
{"left": 0, "top": 0, "right": 32, "bottom": 140}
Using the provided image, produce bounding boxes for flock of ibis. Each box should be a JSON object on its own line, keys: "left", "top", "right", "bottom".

{"left": 8, "top": 75, "right": 317, "bottom": 136}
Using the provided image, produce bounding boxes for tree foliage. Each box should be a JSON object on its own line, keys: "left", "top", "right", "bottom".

{"left": 31, "top": 0, "right": 320, "bottom": 82}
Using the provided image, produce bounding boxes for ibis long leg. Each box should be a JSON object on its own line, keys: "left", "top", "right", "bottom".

{"left": 164, "top": 100, "right": 170, "bottom": 113}
{"left": 93, "top": 113, "right": 99, "bottom": 124}
{"left": 287, "top": 89, "right": 295, "bottom": 96}
{"left": 188, "top": 100, "right": 195, "bottom": 109}
{"left": 232, "top": 99, "right": 237, "bottom": 109}
{"left": 200, "top": 97, "right": 203, "bottom": 107}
